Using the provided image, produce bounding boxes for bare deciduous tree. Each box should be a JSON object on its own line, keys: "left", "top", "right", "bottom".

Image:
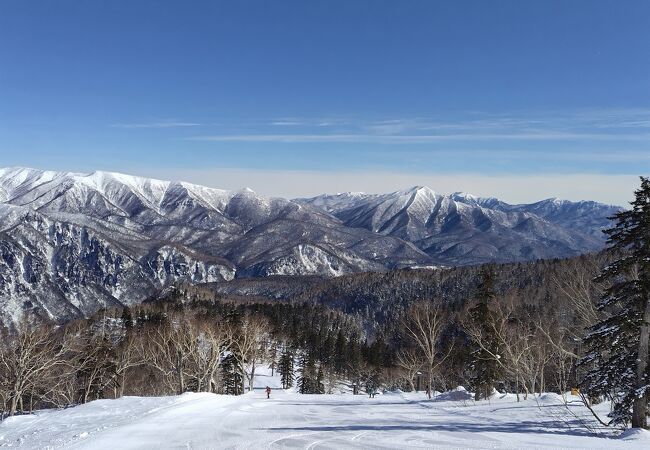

{"left": 463, "top": 294, "right": 536, "bottom": 401}
{"left": 110, "top": 331, "right": 146, "bottom": 398}
{"left": 226, "top": 314, "right": 269, "bottom": 393}
{"left": 141, "top": 315, "right": 195, "bottom": 395}
{"left": 0, "top": 320, "right": 70, "bottom": 416}
{"left": 395, "top": 348, "right": 424, "bottom": 392}
{"left": 186, "top": 320, "right": 227, "bottom": 393}
{"left": 551, "top": 258, "right": 602, "bottom": 333}
{"left": 402, "top": 301, "right": 452, "bottom": 398}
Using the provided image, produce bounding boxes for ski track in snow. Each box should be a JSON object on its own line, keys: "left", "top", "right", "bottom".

{"left": 1, "top": 389, "right": 649, "bottom": 449}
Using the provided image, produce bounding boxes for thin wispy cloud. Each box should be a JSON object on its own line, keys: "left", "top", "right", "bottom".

{"left": 116, "top": 109, "right": 650, "bottom": 137}
{"left": 269, "top": 117, "right": 349, "bottom": 127}
{"left": 271, "top": 121, "right": 305, "bottom": 126}
{"left": 363, "top": 109, "right": 650, "bottom": 134}
{"left": 166, "top": 108, "right": 650, "bottom": 145}
{"left": 111, "top": 121, "right": 202, "bottom": 129}
{"left": 344, "top": 148, "right": 650, "bottom": 163}
{"left": 187, "top": 132, "right": 650, "bottom": 143}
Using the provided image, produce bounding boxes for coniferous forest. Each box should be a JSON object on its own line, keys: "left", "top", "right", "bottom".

{"left": 1, "top": 177, "right": 649, "bottom": 431}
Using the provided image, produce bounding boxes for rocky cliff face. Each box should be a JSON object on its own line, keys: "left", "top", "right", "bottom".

{"left": 0, "top": 203, "right": 235, "bottom": 324}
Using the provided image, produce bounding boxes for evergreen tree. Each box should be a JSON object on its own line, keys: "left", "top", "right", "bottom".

{"left": 297, "top": 352, "right": 317, "bottom": 394}
{"left": 333, "top": 330, "right": 347, "bottom": 373}
{"left": 581, "top": 177, "right": 650, "bottom": 428}
{"left": 268, "top": 341, "right": 279, "bottom": 377}
{"left": 121, "top": 306, "right": 133, "bottom": 329}
{"left": 347, "top": 332, "right": 362, "bottom": 372}
{"left": 314, "top": 365, "right": 325, "bottom": 394}
{"left": 468, "top": 266, "right": 502, "bottom": 400}
{"left": 221, "top": 353, "right": 244, "bottom": 395}
{"left": 278, "top": 345, "right": 295, "bottom": 389}
{"left": 320, "top": 332, "right": 335, "bottom": 365}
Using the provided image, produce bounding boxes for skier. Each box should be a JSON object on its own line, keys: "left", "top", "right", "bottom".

{"left": 265, "top": 386, "right": 271, "bottom": 399}
{"left": 366, "top": 379, "right": 378, "bottom": 398}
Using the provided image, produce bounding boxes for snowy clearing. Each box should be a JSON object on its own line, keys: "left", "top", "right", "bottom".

{"left": 1, "top": 388, "right": 649, "bottom": 449}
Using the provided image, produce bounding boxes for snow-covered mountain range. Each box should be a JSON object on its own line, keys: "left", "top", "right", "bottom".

{"left": 298, "top": 187, "right": 618, "bottom": 265}
{"left": 0, "top": 167, "right": 620, "bottom": 323}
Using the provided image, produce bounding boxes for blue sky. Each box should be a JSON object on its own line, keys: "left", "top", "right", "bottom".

{"left": 0, "top": 0, "right": 649, "bottom": 204}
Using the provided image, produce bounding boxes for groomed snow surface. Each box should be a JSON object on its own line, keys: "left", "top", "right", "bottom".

{"left": 2, "top": 386, "right": 649, "bottom": 449}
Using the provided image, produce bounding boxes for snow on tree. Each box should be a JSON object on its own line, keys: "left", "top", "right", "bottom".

{"left": 278, "top": 344, "right": 295, "bottom": 389}
{"left": 467, "top": 266, "right": 503, "bottom": 401}
{"left": 580, "top": 176, "right": 650, "bottom": 429}
{"left": 297, "top": 351, "right": 324, "bottom": 394}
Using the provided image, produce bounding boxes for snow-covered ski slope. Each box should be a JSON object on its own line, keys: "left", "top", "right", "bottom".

{"left": 1, "top": 389, "right": 648, "bottom": 449}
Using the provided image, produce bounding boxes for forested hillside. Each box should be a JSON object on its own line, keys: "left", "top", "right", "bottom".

{"left": 185, "top": 251, "right": 611, "bottom": 330}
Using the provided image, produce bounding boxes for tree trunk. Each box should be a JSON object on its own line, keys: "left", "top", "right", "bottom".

{"left": 9, "top": 376, "right": 22, "bottom": 416}
{"left": 631, "top": 295, "right": 650, "bottom": 429}
{"left": 118, "top": 373, "right": 126, "bottom": 398}
{"left": 208, "top": 369, "right": 217, "bottom": 393}
{"left": 176, "top": 351, "right": 185, "bottom": 395}
{"left": 9, "top": 395, "right": 18, "bottom": 417}
{"left": 248, "top": 360, "right": 256, "bottom": 392}
{"left": 515, "top": 376, "right": 520, "bottom": 402}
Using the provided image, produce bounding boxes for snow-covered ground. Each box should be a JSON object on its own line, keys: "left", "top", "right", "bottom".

{"left": 1, "top": 388, "right": 649, "bottom": 449}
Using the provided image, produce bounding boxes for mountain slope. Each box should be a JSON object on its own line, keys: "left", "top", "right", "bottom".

{"left": 0, "top": 168, "right": 431, "bottom": 323}
{"left": 298, "top": 186, "right": 619, "bottom": 265}
{"left": 0, "top": 203, "right": 236, "bottom": 324}
{"left": 0, "top": 167, "right": 620, "bottom": 324}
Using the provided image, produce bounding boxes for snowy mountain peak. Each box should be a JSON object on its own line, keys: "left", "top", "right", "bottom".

{"left": 401, "top": 185, "right": 437, "bottom": 198}
{"left": 450, "top": 192, "right": 504, "bottom": 209}
{"left": 548, "top": 197, "right": 570, "bottom": 205}
{"left": 0, "top": 167, "right": 239, "bottom": 215}
{"left": 0, "top": 166, "right": 624, "bottom": 324}
{"left": 237, "top": 187, "right": 256, "bottom": 194}
{"left": 450, "top": 192, "right": 480, "bottom": 203}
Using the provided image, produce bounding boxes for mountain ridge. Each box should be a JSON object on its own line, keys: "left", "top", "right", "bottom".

{"left": 0, "top": 167, "right": 621, "bottom": 324}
